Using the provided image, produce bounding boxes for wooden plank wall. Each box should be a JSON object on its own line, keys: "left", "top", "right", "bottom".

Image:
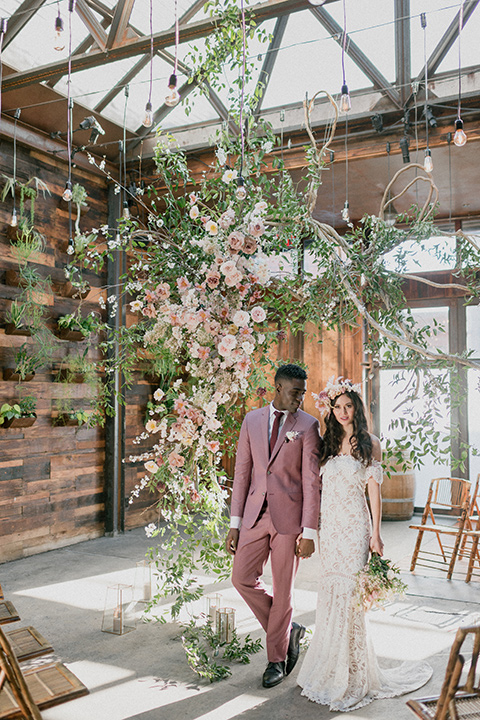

{"left": 0, "top": 140, "right": 108, "bottom": 562}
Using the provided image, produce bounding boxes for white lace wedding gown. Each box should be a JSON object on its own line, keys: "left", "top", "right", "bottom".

{"left": 297, "top": 454, "right": 432, "bottom": 712}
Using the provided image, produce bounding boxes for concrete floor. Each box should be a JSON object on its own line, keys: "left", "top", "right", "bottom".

{"left": 1, "top": 518, "right": 479, "bottom": 720}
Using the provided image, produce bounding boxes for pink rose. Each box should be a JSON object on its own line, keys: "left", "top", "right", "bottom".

{"left": 250, "top": 306, "right": 266, "bottom": 323}
{"left": 247, "top": 219, "right": 265, "bottom": 237}
{"left": 206, "top": 269, "right": 221, "bottom": 289}
{"left": 227, "top": 231, "right": 245, "bottom": 252}
{"left": 232, "top": 310, "right": 250, "bottom": 327}
{"left": 145, "top": 289, "right": 157, "bottom": 303}
{"left": 224, "top": 270, "right": 243, "bottom": 287}
{"left": 155, "top": 282, "right": 170, "bottom": 300}
{"left": 242, "top": 236, "right": 257, "bottom": 254}
{"left": 142, "top": 303, "right": 157, "bottom": 318}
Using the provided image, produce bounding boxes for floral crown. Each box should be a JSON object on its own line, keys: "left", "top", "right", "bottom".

{"left": 312, "top": 376, "right": 362, "bottom": 416}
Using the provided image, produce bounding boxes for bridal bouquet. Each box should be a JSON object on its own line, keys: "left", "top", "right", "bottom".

{"left": 355, "top": 553, "right": 407, "bottom": 611}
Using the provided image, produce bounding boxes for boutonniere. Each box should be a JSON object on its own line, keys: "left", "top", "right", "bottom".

{"left": 285, "top": 431, "right": 300, "bottom": 443}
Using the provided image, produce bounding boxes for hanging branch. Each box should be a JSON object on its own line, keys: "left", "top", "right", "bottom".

{"left": 303, "top": 91, "right": 338, "bottom": 214}
{"left": 379, "top": 164, "right": 438, "bottom": 222}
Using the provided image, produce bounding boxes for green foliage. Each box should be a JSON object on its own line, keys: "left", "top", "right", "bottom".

{"left": 57, "top": 312, "right": 99, "bottom": 335}
{"left": 179, "top": 617, "right": 262, "bottom": 682}
{"left": 0, "top": 395, "right": 36, "bottom": 424}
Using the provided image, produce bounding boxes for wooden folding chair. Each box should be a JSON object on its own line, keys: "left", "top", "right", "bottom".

{"left": 410, "top": 477, "right": 471, "bottom": 579}
{"left": 407, "top": 624, "right": 480, "bottom": 720}
{"left": 0, "top": 626, "right": 88, "bottom": 719}
{"left": 4, "top": 628, "right": 53, "bottom": 664}
{"left": 463, "top": 512, "right": 480, "bottom": 583}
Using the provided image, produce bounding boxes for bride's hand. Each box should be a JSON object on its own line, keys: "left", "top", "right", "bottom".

{"left": 370, "top": 533, "right": 384, "bottom": 556}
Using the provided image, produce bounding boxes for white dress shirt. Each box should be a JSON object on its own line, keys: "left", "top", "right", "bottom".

{"left": 231, "top": 403, "right": 317, "bottom": 540}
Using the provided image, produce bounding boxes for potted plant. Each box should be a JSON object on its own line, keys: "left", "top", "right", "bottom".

{"left": 54, "top": 409, "right": 91, "bottom": 427}
{"left": 4, "top": 344, "right": 40, "bottom": 382}
{"left": 2, "top": 175, "right": 50, "bottom": 245}
{"left": 60, "top": 264, "right": 90, "bottom": 299}
{"left": 0, "top": 395, "right": 37, "bottom": 428}
{"left": 5, "top": 300, "right": 32, "bottom": 336}
{"left": 56, "top": 312, "right": 98, "bottom": 341}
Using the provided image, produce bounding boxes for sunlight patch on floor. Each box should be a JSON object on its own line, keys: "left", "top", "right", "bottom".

{"left": 192, "top": 693, "right": 268, "bottom": 720}
{"left": 41, "top": 661, "right": 212, "bottom": 720}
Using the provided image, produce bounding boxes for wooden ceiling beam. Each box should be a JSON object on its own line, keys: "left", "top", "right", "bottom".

{"left": 1, "top": 0, "right": 317, "bottom": 92}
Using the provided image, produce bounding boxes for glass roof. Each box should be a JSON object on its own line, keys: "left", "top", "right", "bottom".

{"left": 0, "top": 0, "right": 478, "bottom": 135}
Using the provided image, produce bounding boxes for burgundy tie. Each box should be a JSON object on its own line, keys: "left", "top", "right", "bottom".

{"left": 269, "top": 410, "right": 283, "bottom": 456}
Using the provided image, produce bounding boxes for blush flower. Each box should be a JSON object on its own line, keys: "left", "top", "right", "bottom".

{"left": 189, "top": 205, "right": 200, "bottom": 219}
{"left": 206, "top": 440, "right": 220, "bottom": 453}
{"left": 177, "top": 276, "right": 190, "bottom": 293}
{"left": 227, "top": 231, "right": 245, "bottom": 252}
{"left": 242, "top": 236, "right": 258, "bottom": 254}
{"left": 145, "top": 460, "right": 159, "bottom": 473}
{"left": 247, "top": 219, "right": 265, "bottom": 237}
{"left": 205, "top": 269, "right": 221, "bottom": 289}
{"left": 219, "top": 208, "right": 235, "bottom": 229}
{"left": 205, "top": 219, "right": 219, "bottom": 235}
{"left": 218, "top": 334, "right": 237, "bottom": 356}
{"left": 155, "top": 282, "right": 170, "bottom": 300}
{"left": 168, "top": 451, "right": 185, "bottom": 468}
{"left": 153, "top": 389, "right": 165, "bottom": 401}
{"left": 251, "top": 305, "right": 266, "bottom": 323}
{"left": 232, "top": 310, "right": 250, "bottom": 327}
{"left": 145, "top": 420, "right": 159, "bottom": 433}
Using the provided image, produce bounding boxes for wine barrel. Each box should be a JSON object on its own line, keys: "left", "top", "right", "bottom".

{"left": 382, "top": 462, "right": 416, "bottom": 521}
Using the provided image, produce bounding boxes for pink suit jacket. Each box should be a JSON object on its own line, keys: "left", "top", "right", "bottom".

{"left": 231, "top": 406, "right": 321, "bottom": 535}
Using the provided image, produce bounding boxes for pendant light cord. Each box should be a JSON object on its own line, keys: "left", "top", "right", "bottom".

{"left": 341, "top": 0, "right": 347, "bottom": 85}
{"left": 174, "top": 0, "right": 179, "bottom": 76}
{"left": 148, "top": 0, "right": 153, "bottom": 107}
{"left": 457, "top": 3, "right": 464, "bottom": 120}
{"left": 239, "top": 0, "right": 247, "bottom": 176}
{"left": 421, "top": 13, "right": 428, "bottom": 151}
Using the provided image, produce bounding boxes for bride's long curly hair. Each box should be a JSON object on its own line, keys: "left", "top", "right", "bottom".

{"left": 320, "top": 390, "right": 373, "bottom": 466}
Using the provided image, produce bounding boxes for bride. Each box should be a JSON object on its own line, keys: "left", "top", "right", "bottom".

{"left": 297, "top": 377, "right": 432, "bottom": 712}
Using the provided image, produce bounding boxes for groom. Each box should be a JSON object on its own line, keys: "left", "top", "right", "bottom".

{"left": 225, "top": 364, "right": 321, "bottom": 688}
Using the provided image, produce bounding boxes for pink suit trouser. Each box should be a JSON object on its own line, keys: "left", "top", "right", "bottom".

{"left": 231, "top": 505, "right": 299, "bottom": 662}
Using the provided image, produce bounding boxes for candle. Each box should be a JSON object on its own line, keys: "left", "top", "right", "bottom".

{"left": 113, "top": 606, "right": 122, "bottom": 634}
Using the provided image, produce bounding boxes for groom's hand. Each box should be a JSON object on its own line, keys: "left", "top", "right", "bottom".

{"left": 296, "top": 537, "right": 314, "bottom": 559}
{"left": 225, "top": 528, "right": 239, "bottom": 555}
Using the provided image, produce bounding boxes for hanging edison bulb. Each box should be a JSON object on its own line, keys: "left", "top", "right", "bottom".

{"left": 165, "top": 74, "right": 181, "bottom": 108}
{"left": 423, "top": 148, "right": 433, "bottom": 173}
{"left": 10, "top": 209, "right": 17, "bottom": 227}
{"left": 122, "top": 201, "right": 130, "bottom": 219}
{"left": 142, "top": 101, "right": 153, "bottom": 128}
{"left": 62, "top": 180, "right": 73, "bottom": 201}
{"left": 453, "top": 118, "right": 467, "bottom": 147}
{"left": 340, "top": 83, "right": 351, "bottom": 112}
{"left": 235, "top": 176, "right": 247, "bottom": 201}
{"left": 341, "top": 200, "right": 350, "bottom": 222}
{"left": 54, "top": 12, "right": 65, "bottom": 51}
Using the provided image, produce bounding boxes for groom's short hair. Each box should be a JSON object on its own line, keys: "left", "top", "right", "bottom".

{"left": 274, "top": 364, "right": 307, "bottom": 383}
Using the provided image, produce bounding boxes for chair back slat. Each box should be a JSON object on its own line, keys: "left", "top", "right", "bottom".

{"left": 430, "top": 478, "right": 470, "bottom": 511}
{"left": 0, "top": 626, "right": 42, "bottom": 719}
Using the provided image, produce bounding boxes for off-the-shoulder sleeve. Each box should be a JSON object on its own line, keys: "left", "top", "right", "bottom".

{"left": 366, "top": 459, "right": 383, "bottom": 485}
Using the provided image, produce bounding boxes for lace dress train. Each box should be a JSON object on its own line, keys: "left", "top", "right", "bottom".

{"left": 297, "top": 455, "right": 432, "bottom": 712}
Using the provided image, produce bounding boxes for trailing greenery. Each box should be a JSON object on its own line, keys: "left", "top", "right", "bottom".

{"left": 179, "top": 617, "right": 262, "bottom": 682}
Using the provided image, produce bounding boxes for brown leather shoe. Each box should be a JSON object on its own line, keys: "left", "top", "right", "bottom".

{"left": 262, "top": 661, "right": 285, "bottom": 688}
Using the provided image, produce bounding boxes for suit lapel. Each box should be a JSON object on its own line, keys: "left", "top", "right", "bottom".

{"left": 268, "top": 412, "right": 298, "bottom": 465}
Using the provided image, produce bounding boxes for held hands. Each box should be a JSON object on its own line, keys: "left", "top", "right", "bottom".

{"left": 225, "top": 528, "right": 239, "bottom": 555}
{"left": 370, "top": 533, "right": 384, "bottom": 556}
{"left": 296, "top": 535, "right": 315, "bottom": 559}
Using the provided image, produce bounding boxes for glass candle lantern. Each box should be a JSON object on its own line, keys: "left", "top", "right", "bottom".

{"left": 102, "top": 584, "right": 136, "bottom": 635}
